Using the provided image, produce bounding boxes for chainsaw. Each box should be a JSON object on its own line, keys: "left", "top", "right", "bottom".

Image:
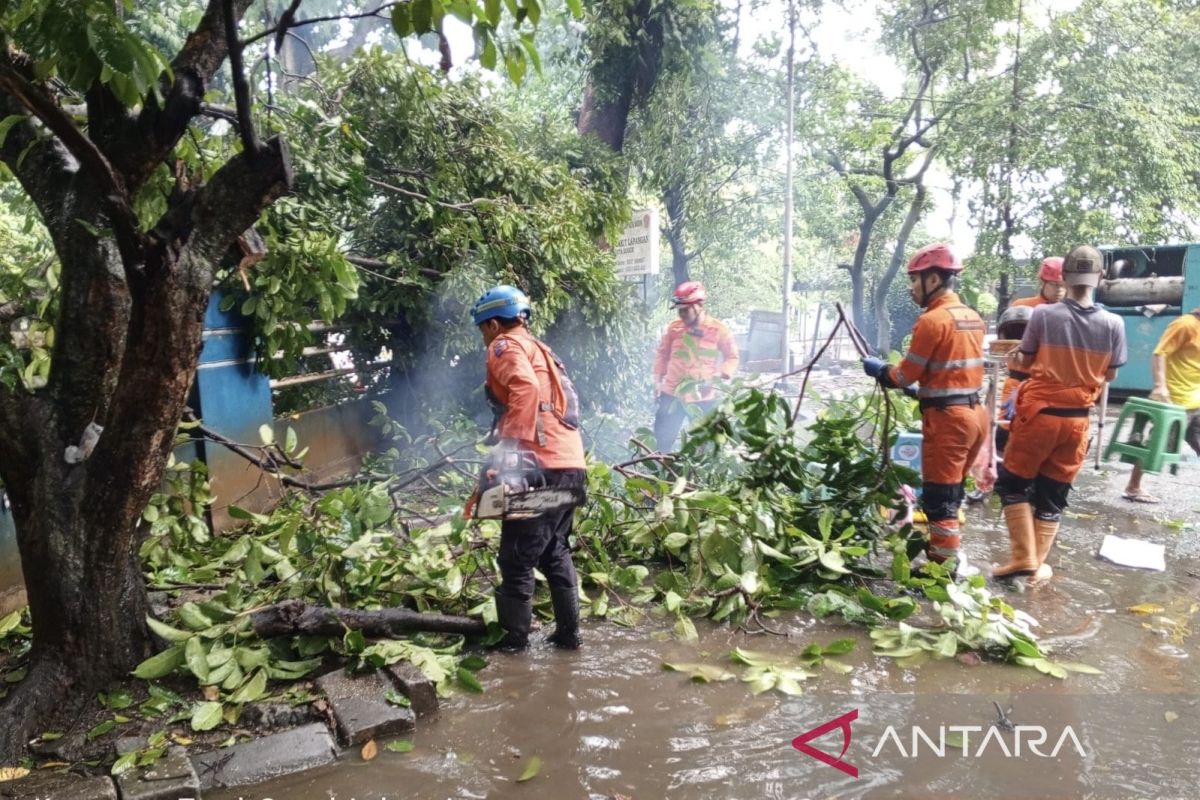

{"left": 466, "top": 446, "right": 584, "bottom": 520}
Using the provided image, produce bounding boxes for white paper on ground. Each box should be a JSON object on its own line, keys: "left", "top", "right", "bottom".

{"left": 1098, "top": 535, "right": 1166, "bottom": 571}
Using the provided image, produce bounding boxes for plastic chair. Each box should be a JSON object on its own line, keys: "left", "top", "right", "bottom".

{"left": 1103, "top": 397, "right": 1189, "bottom": 475}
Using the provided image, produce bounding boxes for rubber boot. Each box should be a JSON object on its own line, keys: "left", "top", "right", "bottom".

{"left": 546, "top": 586, "right": 582, "bottom": 650}
{"left": 992, "top": 503, "right": 1037, "bottom": 579}
{"left": 926, "top": 523, "right": 978, "bottom": 580}
{"left": 493, "top": 594, "right": 532, "bottom": 651}
{"left": 1031, "top": 519, "right": 1060, "bottom": 581}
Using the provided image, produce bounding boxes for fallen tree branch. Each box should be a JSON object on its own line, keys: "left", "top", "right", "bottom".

{"left": 249, "top": 598, "right": 486, "bottom": 638}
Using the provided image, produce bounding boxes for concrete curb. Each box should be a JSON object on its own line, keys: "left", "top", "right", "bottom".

{"left": 0, "top": 664, "right": 439, "bottom": 798}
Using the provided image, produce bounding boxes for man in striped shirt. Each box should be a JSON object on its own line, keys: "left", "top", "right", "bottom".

{"left": 993, "top": 245, "right": 1127, "bottom": 581}
{"left": 863, "top": 242, "right": 989, "bottom": 576}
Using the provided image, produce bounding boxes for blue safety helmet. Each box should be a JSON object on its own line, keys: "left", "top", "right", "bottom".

{"left": 470, "top": 285, "right": 532, "bottom": 326}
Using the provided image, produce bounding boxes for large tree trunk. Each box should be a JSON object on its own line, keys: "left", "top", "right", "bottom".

{"left": 872, "top": 183, "right": 928, "bottom": 353}
{"left": 576, "top": 0, "right": 666, "bottom": 152}
{"left": 663, "top": 182, "right": 691, "bottom": 286}
{"left": 0, "top": 1, "right": 290, "bottom": 759}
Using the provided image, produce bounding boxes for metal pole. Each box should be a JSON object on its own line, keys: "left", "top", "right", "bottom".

{"left": 780, "top": 0, "right": 796, "bottom": 373}
{"left": 1094, "top": 382, "right": 1110, "bottom": 469}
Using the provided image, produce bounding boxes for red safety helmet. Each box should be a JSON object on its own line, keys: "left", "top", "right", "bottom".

{"left": 1037, "top": 257, "right": 1064, "bottom": 282}
{"left": 671, "top": 280, "right": 707, "bottom": 306}
{"left": 906, "top": 242, "right": 963, "bottom": 274}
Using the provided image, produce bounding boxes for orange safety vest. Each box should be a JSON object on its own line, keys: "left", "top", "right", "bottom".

{"left": 485, "top": 328, "right": 585, "bottom": 470}
{"left": 653, "top": 315, "right": 740, "bottom": 401}
{"left": 887, "top": 292, "right": 985, "bottom": 399}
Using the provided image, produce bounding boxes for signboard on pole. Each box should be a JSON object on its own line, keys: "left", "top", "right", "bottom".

{"left": 615, "top": 209, "right": 660, "bottom": 277}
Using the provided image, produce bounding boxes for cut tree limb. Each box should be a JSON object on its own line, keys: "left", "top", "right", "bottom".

{"left": 250, "top": 599, "right": 487, "bottom": 638}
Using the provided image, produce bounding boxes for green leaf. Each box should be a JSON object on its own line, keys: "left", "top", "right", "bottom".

{"left": 385, "top": 739, "right": 414, "bottom": 753}
{"left": 662, "top": 661, "right": 735, "bottom": 683}
{"left": 185, "top": 637, "right": 210, "bottom": 683}
{"left": 228, "top": 669, "right": 268, "bottom": 704}
{"left": 87, "top": 719, "right": 117, "bottom": 740}
{"left": 386, "top": 689, "right": 412, "bottom": 707}
{"left": 1056, "top": 661, "right": 1103, "bottom": 675}
{"left": 456, "top": 667, "right": 483, "bottom": 693}
{"left": 146, "top": 616, "right": 193, "bottom": 643}
{"left": 565, "top": 0, "right": 583, "bottom": 17}
{"left": 391, "top": 5, "right": 413, "bottom": 36}
{"left": 176, "top": 602, "right": 214, "bottom": 631}
{"left": 484, "top": 0, "right": 501, "bottom": 26}
{"left": 412, "top": 0, "right": 433, "bottom": 33}
{"left": 663, "top": 590, "right": 682, "bottom": 613}
{"left": 132, "top": 645, "right": 185, "bottom": 679}
{"left": 822, "top": 638, "right": 857, "bottom": 655}
{"left": 344, "top": 629, "right": 366, "bottom": 654}
{"left": 111, "top": 751, "right": 139, "bottom": 776}
{"left": 0, "top": 610, "right": 23, "bottom": 636}
{"left": 516, "top": 754, "right": 542, "bottom": 782}
{"left": 818, "top": 549, "right": 849, "bottom": 574}
{"left": 480, "top": 35, "right": 497, "bottom": 70}
{"left": 673, "top": 615, "right": 698, "bottom": 643}
{"left": 190, "top": 701, "right": 224, "bottom": 731}
{"left": 504, "top": 45, "right": 526, "bottom": 85}
{"left": 226, "top": 505, "right": 270, "bottom": 525}
{"left": 87, "top": 23, "right": 136, "bottom": 74}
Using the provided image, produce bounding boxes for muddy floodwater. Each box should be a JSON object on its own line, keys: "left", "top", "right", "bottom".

{"left": 213, "top": 462, "right": 1200, "bottom": 800}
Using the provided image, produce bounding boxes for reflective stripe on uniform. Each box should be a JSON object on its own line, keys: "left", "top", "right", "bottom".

{"left": 926, "top": 357, "right": 985, "bottom": 370}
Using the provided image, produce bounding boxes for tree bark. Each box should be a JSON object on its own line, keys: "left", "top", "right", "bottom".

{"left": 0, "top": 0, "right": 292, "bottom": 763}
{"left": 250, "top": 600, "right": 487, "bottom": 638}
{"left": 576, "top": 0, "right": 666, "bottom": 152}
{"left": 662, "top": 182, "right": 691, "bottom": 286}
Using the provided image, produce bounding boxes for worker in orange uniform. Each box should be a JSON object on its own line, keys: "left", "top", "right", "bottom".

{"left": 862, "top": 243, "right": 989, "bottom": 577}
{"left": 993, "top": 304, "right": 1035, "bottom": 459}
{"left": 471, "top": 285, "right": 586, "bottom": 650}
{"left": 993, "top": 246, "right": 1127, "bottom": 581}
{"left": 1011, "top": 256, "right": 1066, "bottom": 308}
{"left": 652, "top": 281, "right": 740, "bottom": 451}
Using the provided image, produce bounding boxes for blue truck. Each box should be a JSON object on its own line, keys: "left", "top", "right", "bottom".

{"left": 1097, "top": 244, "right": 1200, "bottom": 395}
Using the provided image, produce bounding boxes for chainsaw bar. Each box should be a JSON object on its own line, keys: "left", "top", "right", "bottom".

{"left": 476, "top": 485, "right": 585, "bottom": 520}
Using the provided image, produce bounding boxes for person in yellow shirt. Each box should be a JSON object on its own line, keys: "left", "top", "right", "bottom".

{"left": 652, "top": 281, "right": 740, "bottom": 450}
{"left": 1122, "top": 308, "right": 1200, "bottom": 502}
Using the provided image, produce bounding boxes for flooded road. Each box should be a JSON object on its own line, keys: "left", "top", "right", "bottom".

{"left": 212, "top": 460, "right": 1200, "bottom": 800}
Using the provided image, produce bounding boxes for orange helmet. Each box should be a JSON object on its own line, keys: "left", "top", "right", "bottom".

{"left": 671, "top": 280, "right": 707, "bottom": 306}
{"left": 907, "top": 242, "right": 963, "bottom": 274}
{"left": 1037, "top": 257, "right": 1064, "bottom": 282}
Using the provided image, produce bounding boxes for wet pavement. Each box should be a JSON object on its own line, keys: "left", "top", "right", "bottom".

{"left": 211, "top": 454, "right": 1200, "bottom": 800}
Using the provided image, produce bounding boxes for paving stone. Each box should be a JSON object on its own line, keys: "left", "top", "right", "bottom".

{"left": 239, "top": 702, "right": 316, "bottom": 731}
{"left": 190, "top": 722, "right": 337, "bottom": 791}
{"left": 384, "top": 662, "right": 439, "bottom": 717}
{"left": 0, "top": 770, "right": 118, "bottom": 800}
{"left": 316, "top": 668, "right": 415, "bottom": 746}
{"left": 115, "top": 745, "right": 199, "bottom": 800}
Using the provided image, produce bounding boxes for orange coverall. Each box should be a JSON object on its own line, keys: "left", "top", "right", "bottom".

{"left": 884, "top": 291, "right": 988, "bottom": 561}
{"left": 653, "top": 317, "right": 740, "bottom": 403}
{"left": 486, "top": 328, "right": 584, "bottom": 470}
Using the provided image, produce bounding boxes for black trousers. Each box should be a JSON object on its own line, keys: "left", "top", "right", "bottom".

{"left": 496, "top": 469, "right": 586, "bottom": 601}
{"left": 653, "top": 393, "right": 716, "bottom": 452}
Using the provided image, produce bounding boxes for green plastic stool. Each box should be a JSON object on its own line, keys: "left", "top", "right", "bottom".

{"left": 1103, "top": 397, "right": 1189, "bottom": 475}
